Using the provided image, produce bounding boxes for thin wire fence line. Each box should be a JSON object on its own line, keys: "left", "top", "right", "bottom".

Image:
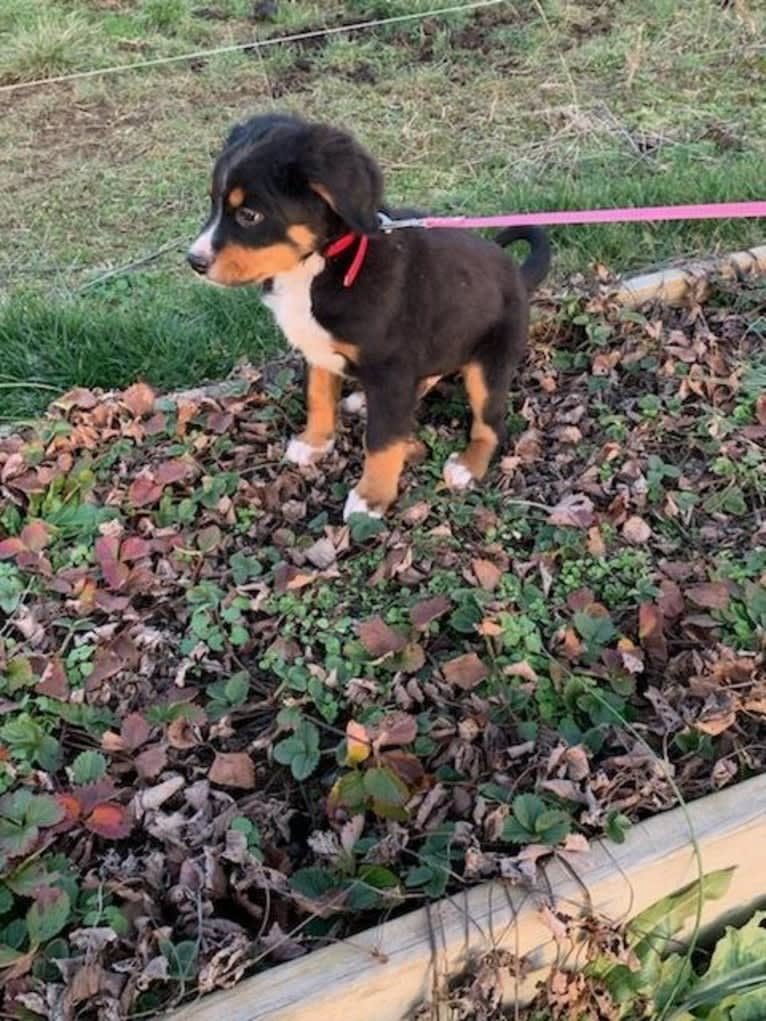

{"left": 0, "top": 0, "right": 507, "bottom": 95}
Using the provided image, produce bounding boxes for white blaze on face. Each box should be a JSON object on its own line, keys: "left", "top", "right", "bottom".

{"left": 189, "top": 209, "right": 221, "bottom": 263}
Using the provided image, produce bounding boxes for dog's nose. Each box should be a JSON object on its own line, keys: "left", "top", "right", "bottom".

{"left": 187, "top": 250, "right": 210, "bottom": 275}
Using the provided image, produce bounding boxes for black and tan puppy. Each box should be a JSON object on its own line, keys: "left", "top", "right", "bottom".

{"left": 188, "top": 113, "right": 550, "bottom": 520}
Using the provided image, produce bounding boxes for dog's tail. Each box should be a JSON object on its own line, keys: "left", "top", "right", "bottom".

{"left": 494, "top": 226, "right": 551, "bottom": 291}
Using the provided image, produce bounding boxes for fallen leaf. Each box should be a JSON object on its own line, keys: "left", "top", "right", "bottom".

{"left": 373, "top": 711, "right": 418, "bottom": 749}
{"left": 345, "top": 720, "right": 371, "bottom": 765}
{"left": 622, "top": 515, "right": 651, "bottom": 544}
{"left": 129, "top": 473, "right": 163, "bottom": 507}
{"left": 85, "top": 803, "right": 133, "bottom": 839}
{"left": 442, "top": 652, "right": 488, "bottom": 690}
{"left": 122, "top": 382, "right": 156, "bottom": 417}
{"left": 548, "top": 493, "right": 594, "bottom": 529}
{"left": 587, "top": 526, "right": 606, "bottom": 556}
{"left": 686, "top": 582, "right": 730, "bottom": 610}
{"left": 472, "top": 558, "right": 502, "bottom": 592}
{"left": 135, "top": 744, "right": 168, "bottom": 781}
{"left": 155, "top": 460, "right": 190, "bottom": 486}
{"left": 503, "top": 660, "right": 539, "bottom": 683}
{"left": 305, "top": 538, "right": 336, "bottom": 569}
{"left": 20, "top": 521, "right": 51, "bottom": 552}
{"left": 358, "top": 616, "right": 407, "bottom": 657}
{"left": 36, "top": 657, "right": 69, "bottom": 699}
{"left": 209, "top": 752, "right": 256, "bottom": 789}
{"left": 409, "top": 595, "right": 451, "bottom": 629}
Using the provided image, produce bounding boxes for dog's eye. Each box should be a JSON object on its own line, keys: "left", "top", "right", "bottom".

{"left": 235, "top": 208, "right": 263, "bottom": 227}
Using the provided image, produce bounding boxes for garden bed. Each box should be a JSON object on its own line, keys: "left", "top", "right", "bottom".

{"left": 0, "top": 266, "right": 764, "bottom": 1018}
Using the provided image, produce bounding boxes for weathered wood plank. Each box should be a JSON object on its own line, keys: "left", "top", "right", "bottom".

{"left": 167, "top": 774, "right": 766, "bottom": 1021}
{"left": 614, "top": 243, "right": 766, "bottom": 306}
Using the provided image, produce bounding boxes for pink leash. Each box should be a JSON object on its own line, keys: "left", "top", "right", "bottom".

{"left": 379, "top": 200, "right": 766, "bottom": 231}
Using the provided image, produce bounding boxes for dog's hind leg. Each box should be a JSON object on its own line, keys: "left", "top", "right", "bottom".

{"left": 443, "top": 317, "right": 526, "bottom": 490}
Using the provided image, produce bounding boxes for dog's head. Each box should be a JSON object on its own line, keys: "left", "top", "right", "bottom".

{"left": 187, "top": 113, "right": 383, "bottom": 286}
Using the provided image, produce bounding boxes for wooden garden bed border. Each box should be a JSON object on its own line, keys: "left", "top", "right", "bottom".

{"left": 168, "top": 774, "right": 766, "bottom": 1020}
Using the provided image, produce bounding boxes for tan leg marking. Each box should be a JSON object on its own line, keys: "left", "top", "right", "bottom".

{"left": 300, "top": 366, "right": 341, "bottom": 448}
{"left": 356, "top": 441, "right": 408, "bottom": 512}
{"left": 456, "top": 362, "right": 499, "bottom": 480}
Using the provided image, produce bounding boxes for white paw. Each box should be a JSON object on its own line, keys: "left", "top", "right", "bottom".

{"left": 443, "top": 453, "right": 475, "bottom": 491}
{"left": 343, "top": 488, "right": 383, "bottom": 522}
{"left": 341, "top": 391, "right": 366, "bottom": 415}
{"left": 284, "top": 436, "right": 334, "bottom": 466}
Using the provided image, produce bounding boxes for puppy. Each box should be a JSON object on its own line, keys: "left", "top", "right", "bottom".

{"left": 188, "top": 113, "right": 550, "bottom": 520}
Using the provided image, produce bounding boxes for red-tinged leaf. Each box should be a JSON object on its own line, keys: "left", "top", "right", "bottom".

{"left": 409, "top": 595, "right": 451, "bottom": 629}
{"left": 658, "top": 579, "right": 685, "bottom": 619}
{"left": 345, "top": 720, "right": 371, "bottom": 765}
{"left": 686, "top": 582, "right": 730, "bottom": 610}
{"left": 20, "top": 520, "right": 51, "bottom": 552}
{"left": 155, "top": 460, "right": 190, "bottom": 486}
{"left": 209, "top": 752, "right": 256, "bottom": 789}
{"left": 122, "top": 382, "right": 156, "bottom": 418}
{"left": 57, "top": 386, "right": 99, "bottom": 411}
{"left": 120, "top": 536, "right": 150, "bottom": 561}
{"left": 94, "top": 535, "right": 120, "bottom": 563}
{"left": 144, "top": 412, "right": 167, "bottom": 435}
{"left": 638, "top": 603, "right": 662, "bottom": 639}
{"left": 128, "top": 473, "right": 163, "bottom": 507}
{"left": 207, "top": 411, "right": 234, "bottom": 434}
{"left": 97, "top": 549, "right": 130, "bottom": 592}
{"left": 36, "top": 657, "right": 69, "bottom": 700}
{"left": 471, "top": 558, "right": 502, "bottom": 592}
{"left": 54, "top": 793, "right": 83, "bottom": 830}
{"left": 358, "top": 616, "right": 407, "bottom": 658}
{"left": 94, "top": 591, "right": 131, "bottom": 612}
{"left": 622, "top": 515, "right": 651, "bottom": 544}
{"left": 121, "top": 712, "right": 151, "bottom": 751}
{"left": 442, "top": 652, "right": 488, "bottom": 690}
{"left": 566, "top": 587, "right": 596, "bottom": 612}
{"left": 0, "top": 537, "right": 24, "bottom": 560}
{"left": 548, "top": 493, "right": 594, "bottom": 529}
{"left": 69, "top": 779, "right": 118, "bottom": 815}
{"left": 135, "top": 743, "right": 168, "bottom": 780}
{"left": 372, "top": 711, "right": 418, "bottom": 749}
{"left": 85, "top": 802, "right": 133, "bottom": 839}
{"left": 378, "top": 750, "right": 425, "bottom": 786}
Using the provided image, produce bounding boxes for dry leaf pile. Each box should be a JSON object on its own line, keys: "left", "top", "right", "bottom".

{"left": 0, "top": 276, "right": 764, "bottom": 1017}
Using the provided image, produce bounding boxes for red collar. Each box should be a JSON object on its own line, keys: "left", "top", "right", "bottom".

{"left": 322, "top": 232, "right": 369, "bottom": 288}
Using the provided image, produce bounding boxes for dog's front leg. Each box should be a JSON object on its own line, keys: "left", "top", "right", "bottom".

{"left": 343, "top": 374, "right": 416, "bottom": 520}
{"left": 285, "top": 365, "right": 342, "bottom": 466}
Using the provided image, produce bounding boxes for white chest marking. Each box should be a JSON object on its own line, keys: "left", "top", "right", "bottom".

{"left": 262, "top": 254, "right": 346, "bottom": 375}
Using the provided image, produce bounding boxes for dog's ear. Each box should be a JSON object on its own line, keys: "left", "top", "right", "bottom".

{"left": 301, "top": 124, "right": 383, "bottom": 235}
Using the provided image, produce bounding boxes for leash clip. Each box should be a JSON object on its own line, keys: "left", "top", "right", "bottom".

{"left": 376, "top": 212, "right": 425, "bottom": 233}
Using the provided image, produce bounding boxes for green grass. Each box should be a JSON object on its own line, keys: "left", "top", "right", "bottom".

{"left": 0, "top": 0, "right": 764, "bottom": 419}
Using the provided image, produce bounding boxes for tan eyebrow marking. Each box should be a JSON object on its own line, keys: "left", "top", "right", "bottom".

{"left": 227, "top": 186, "right": 246, "bottom": 208}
